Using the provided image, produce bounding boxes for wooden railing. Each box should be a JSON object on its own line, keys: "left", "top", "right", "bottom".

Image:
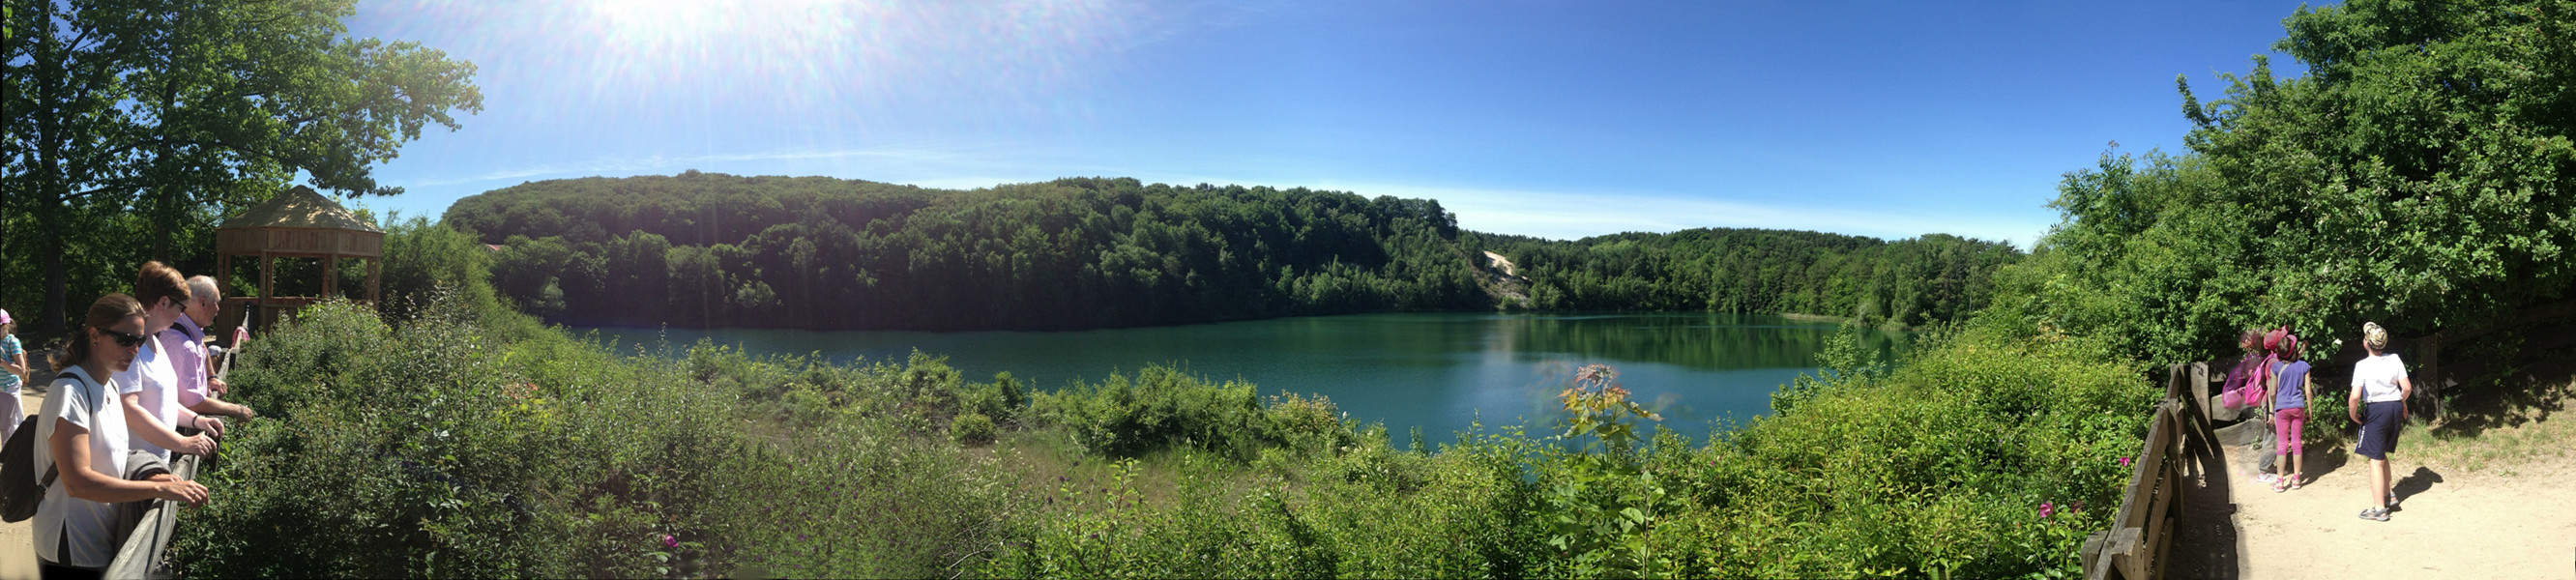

{"left": 102, "top": 452, "right": 198, "bottom": 579}
{"left": 2078, "top": 362, "right": 2210, "bottom": 580}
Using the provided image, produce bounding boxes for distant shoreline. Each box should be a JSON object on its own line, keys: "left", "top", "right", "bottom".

{"left": 1779, "top": 312, "right": 1911, "bottom": 332}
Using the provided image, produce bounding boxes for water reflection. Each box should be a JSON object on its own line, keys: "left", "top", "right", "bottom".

{"left": 584, "top": 312, "right": 1904, "bottom": 443}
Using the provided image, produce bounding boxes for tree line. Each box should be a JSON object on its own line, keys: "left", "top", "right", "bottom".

{"left": 445, "top": 172, "right": 2021, "bottom": 331}
{"left": 1472, "top": 228, "right": 2019, "bottom": 327}
{"left": 446, "top": 174, "right": 1491, "bottom": 330}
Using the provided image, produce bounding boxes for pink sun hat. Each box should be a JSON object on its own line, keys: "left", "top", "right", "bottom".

{"left": 0, "top": 308, "right": 13, "bottom": 326}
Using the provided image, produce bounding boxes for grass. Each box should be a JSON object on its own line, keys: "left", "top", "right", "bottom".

{"left": 2411, "top": 391, "right": 2576, "bottom": 475}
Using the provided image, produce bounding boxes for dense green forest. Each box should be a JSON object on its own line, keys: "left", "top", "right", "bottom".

{"left": 1470, "top": 229, "right": 2017, "bottom": 326}
{"left": 444, "top": 174, "right": 2019, "bottom": 330}
{"left": 1983, "top": 0, "right": 2576, "bottom": 376}
{"left": 446, "top": 175, "right": 1488, "bottom": 330}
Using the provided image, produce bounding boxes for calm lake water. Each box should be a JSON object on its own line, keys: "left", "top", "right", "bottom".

{"left": 582, "top": 312, "right": 1904, "bottom": 443}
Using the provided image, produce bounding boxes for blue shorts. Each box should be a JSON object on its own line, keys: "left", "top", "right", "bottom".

{"left": 2354, "top": 400, "right": 2404, "bottom": 460}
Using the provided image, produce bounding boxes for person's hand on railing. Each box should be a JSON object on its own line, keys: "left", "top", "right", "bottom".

{"left": 177, "top": 433, "right": 218, "bottom": 456}
{"left": 150, "top": 477, "right": 210, "bottom": 508}
{"left": 192, "top": 416, "right": 225, "bottom": 439}
{"left": 209, "top": 376, "right": 229, "bottom": 397}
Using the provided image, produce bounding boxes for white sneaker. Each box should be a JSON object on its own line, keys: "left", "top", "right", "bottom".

{"left": 2256, "top": 473, "right": 2278, "bottom": 484}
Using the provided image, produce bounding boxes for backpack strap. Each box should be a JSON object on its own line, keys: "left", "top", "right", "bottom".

{"left": 37, "top": 369, "right": 96, "bottom": 489}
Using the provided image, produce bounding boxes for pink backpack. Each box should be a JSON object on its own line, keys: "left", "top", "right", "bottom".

{"left": 2229, "top": 327, "right": 2296, "bottom": 408}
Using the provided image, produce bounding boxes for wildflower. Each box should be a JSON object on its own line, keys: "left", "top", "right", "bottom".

{"left": 661, "top": 534, "right": 678, "bottom": 549}
{"left": 2118, "top": 456, "right": 2132, "bottom": 468}
{"left": 1575, "top": 363, "right": 1616, "bottom": 387}
{"left": 2038, "top": 503, "right": 2055, "bottom": 518}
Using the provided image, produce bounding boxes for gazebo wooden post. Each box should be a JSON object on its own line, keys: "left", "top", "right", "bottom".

{"left": 259, "top": 251, "right": 277, "bottom": 331}
{"left": 366, "top": 257, "right": 382, "bottom": 304}
{"left": 321, "top": 250, "right": 340, "bottom": 300}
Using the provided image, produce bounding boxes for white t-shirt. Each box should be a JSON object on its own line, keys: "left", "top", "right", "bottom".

{"left": 34, "top": 365, "right": 131, "bottom": 568}
{"left": 115, "top": 339, "right": 184, "bottom": 460}
{"left": 2351, "top": 353, "right": 2408, "bottom": 403}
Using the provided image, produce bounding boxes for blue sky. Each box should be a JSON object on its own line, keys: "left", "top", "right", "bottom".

{"left": 348, "top": 0, "right": 2322, "bottom": 248}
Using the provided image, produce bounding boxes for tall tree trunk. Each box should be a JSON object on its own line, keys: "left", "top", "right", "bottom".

{"left": 35, "top": 0, "right": 73, "bottom": 335}
{"left": 149, "top": 10, "right": 186, "bottom": 264}
{"left": 152, "top": 77, "right": 181, "bottom": 264}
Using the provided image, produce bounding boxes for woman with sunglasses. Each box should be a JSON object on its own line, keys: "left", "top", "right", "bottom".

{"left": 119, "top": 262, "right": 220, "bottom": 462}
{"left": 34, "top": 294, "right": 212, "bottom": 578}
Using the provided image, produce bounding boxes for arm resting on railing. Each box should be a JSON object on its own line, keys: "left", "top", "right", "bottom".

{"left": 46, "top": 422, "right": 210, "bottom": 506}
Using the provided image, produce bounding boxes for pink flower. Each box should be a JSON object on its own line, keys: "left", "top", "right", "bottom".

{"left": 2118, "top": 456, "right": 2132, "bottom": 468}
{"left": 2038, "top": 502, "right": 2055, "bottom": 518}
{"left": 660, "top": 534, "right": 678, "bottom": 549}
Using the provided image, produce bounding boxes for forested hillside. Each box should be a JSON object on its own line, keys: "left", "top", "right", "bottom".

{"left": 448, "top": 174, "right": 1488, "bottom": 330}
{"left": 446, "top": 173, "right": 2019, "bottom": 330}
{"left": 1472, "top": 229, "right": 2018, "bottom": 327}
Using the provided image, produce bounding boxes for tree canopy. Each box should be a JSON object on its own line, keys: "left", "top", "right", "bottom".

{"left": 2, "top": 0, "right": 482, "bottom": 333}
{"left": 450, "top": 174, "right": 1490, "bottom": 330}
{"left": 1474, "top": 229, "right": 2018, "bottom": 328}
{"left": 1988, "top": 0, "right": 2575, "bottom": 364}
{"left": 448, "top": 173, "right": 2017, "bottom": 331}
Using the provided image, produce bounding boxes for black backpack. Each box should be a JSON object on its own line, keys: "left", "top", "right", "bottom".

{"left": 2, "top": 371, "right": 90, "bottom": 523}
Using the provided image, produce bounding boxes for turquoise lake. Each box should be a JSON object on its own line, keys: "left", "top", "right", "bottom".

{"left": 581, "top": 312, "right": 1905, "bottom": 443}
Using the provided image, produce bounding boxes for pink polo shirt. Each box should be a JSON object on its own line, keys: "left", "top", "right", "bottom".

{"left": 161, "top": 316, "right": 213, "bottom": 408}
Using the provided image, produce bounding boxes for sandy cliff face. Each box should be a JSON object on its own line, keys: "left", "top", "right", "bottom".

{"left": 1479, "top": 250, "right": 1532, "bottom": 308}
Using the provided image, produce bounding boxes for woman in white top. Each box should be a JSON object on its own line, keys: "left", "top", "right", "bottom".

{"left": 2346, "top": 321, "right": 2411, "bottom": 522}
{"left": 35, "top": 294, "right": 211, "bottom": 577}
{"left": 120, "top": 262, "right": 220, "bottom": 461}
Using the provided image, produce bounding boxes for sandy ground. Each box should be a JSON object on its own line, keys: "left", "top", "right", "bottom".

{"left": 2, "top": 391, "right": 42, "bottom": 580}
{"left": 2173, "top": 411, "right": 2576, "bottom": 579}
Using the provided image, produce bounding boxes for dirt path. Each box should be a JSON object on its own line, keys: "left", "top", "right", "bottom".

{"left": 2177, "top": 409, "right": 2576, "bottom": 579}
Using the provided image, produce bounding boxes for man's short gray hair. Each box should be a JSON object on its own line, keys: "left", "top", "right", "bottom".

{"left": 187, "top": 276, "right": 221, "bottom": 305}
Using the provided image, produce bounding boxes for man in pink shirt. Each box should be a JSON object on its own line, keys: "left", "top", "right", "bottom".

{"left": 166, "top": 276, "right": 256, "bottom": 420}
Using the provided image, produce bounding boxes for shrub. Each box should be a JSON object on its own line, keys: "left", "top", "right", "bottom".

{"left": 1030, "top": 365, "right": 1363, "bottom": 461}
{"left": 952, "top": 411, "right": 997, "bottom": 445}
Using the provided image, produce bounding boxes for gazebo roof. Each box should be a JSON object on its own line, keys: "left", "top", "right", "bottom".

{"left": 219, "top": 186, "right": 382, "bottom": 233}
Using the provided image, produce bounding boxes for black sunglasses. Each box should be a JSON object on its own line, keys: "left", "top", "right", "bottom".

{"left": 102, "top": 328, "right": 149, "bottom": 348}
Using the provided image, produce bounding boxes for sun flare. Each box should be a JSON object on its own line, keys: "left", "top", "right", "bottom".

{"left": 587, "top": 0, "right": 740, "bottom": 51}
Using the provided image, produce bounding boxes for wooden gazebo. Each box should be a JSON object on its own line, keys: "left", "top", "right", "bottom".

{"left": 215, "top": 186, "right": 384, "bottom": 334}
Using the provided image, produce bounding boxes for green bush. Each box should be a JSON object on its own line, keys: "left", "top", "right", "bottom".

{"left": 177, "top": 288, "right": 1018, "bottom": 577}
{"left": 1031, "top": 365, "right": 1357, "bottom": 460}
{"left": 952, "top": 411, "right": 997, "bottom": 445}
